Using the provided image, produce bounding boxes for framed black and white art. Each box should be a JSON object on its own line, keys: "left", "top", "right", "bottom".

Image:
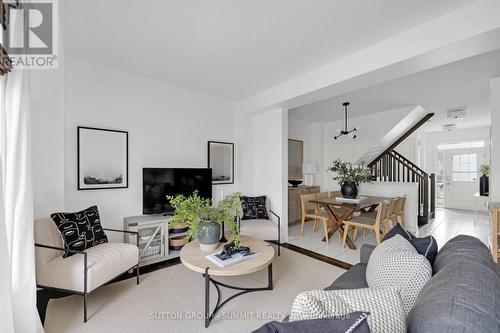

{"left": 207, "top": 141, "right": 234, "bottom": 185}
{"left": 77, "top": 126, "right": 129, "bottom": 190}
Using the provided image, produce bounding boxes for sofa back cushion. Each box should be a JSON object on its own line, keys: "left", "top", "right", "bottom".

{"left": 34, "top": 217, "right": 64, "bottom": 268}
{"left": 366, "top": 234, "right": 432, "bottom": 316}
{"left": 432, "top": 234, "right": 498, "bottom": 274}
{"left": 407, "top": 235, "right": 500, "bottom": 333}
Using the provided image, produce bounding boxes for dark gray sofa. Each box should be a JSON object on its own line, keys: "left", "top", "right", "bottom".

{"left": 325, "top": 235, "right": 500, "bottom": 332}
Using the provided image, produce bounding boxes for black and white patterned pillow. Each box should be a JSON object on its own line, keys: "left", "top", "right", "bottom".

{"left": 290, "top": 288, "right": 405, "bottom": 333}
{"left": 241, "top": 196, "right": 269, "bottom": 220}
{"left": 50, "top": 206, "right": 108, "bottom": 258}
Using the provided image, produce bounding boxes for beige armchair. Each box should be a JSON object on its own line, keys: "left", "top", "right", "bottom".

{"left": 238, "top": 198, "right": 281, "bottom": 255}
{"left": 34, "top": 217, "right": 140, "bottom": 322}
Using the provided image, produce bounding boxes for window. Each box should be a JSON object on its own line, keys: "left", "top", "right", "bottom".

{"left": 437, "top": 141, "right": 484, "bottom": 150}
{"left": 452, "top": 154, "right": 477, "bottom": 182}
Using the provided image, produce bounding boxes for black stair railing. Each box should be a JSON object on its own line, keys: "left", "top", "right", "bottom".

{"left": 369, "top": 149, "right": 435, "bottom": 225}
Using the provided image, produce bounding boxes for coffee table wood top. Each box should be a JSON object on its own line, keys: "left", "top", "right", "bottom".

{"left": 180, "top": 236, "right": 275, "bottom": 276}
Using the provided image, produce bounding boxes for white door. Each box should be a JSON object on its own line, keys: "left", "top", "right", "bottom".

{"left": 444, "top": 148, "right": 484, "bottom": 210}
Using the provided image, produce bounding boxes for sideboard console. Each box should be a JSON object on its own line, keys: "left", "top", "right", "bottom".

{"left": 288, "top": 186, "right": 320, "bottom": 224}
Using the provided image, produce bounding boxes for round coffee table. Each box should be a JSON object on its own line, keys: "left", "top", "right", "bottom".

{"left": 180, "top": 236, "right": 275, "bottom": 327}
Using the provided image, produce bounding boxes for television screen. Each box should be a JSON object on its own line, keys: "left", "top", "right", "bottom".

{"left": 143, "top": 168, "right": 212, "bottom": 215}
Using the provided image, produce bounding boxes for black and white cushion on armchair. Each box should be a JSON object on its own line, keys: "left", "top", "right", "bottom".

{"left": 239, "top": 195, "right": 281, "bottom": 256}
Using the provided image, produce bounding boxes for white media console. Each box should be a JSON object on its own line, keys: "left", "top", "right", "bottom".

{"left": 124, "top": 215, "right": 187, "bottom": 266}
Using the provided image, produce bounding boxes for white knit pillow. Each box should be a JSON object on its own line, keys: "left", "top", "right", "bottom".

{"left": 290, "top": 288, "right": 406, "bottom": 333}
{"left": 366, "top": 234, "right": 432, "bottom": 316}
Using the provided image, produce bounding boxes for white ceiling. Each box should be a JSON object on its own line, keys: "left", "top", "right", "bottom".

{"left": 62, "top": 0, "right": 474, "bottom": 101}
{"left": 289, "top": 49, "right": 500, "bottom": 132}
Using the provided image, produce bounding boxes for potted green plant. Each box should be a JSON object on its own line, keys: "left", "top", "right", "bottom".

{"left": 479, "top": 164, "right": 490, "bottom": 196}
{"left": 168, "top": 191, "right": 243, "bottom": 251}
{"left": 328, "top": 159, "right": 373, "bottom": 198}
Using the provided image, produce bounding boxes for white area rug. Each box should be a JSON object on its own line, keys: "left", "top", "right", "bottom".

{"left": 44, "top": 247, "right": 346, "bottom": 333}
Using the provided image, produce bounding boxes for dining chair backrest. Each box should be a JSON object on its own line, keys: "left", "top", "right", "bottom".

{"left": 329, "top": 190, "right": 341, "bottom": 198}
{"left": 377, "top": 200, "right": 391, "bottom": 223}
{"left": 301, "top": 193, "right": 317, "bottom": 214}
{"left": 316, "top": 192, "right": 329, "bottom": 201}
{"left": 386, "top": 198, "right": 398, "bottom": 218}
{"left": 398, "top": 196, "right": 406, "bottom": 213}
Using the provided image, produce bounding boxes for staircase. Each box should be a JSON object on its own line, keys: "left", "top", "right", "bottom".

{"left": 368, "top": 150, "right": 435, "bottom": 225}
{"left": 366, "top": 112, "right": 436, "bottom": 226}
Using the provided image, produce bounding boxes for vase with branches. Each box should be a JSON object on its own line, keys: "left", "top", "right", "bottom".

{"left": 328, "top": 159, "right": 373, "bottom": 198}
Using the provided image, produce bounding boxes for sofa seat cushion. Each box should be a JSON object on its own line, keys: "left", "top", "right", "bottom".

{"left": 325, "top": 263, "right": 368, "bottom": 290}
{"left": 37, "top": 242, "right": 138, "bottom": 293}
{"left": 366, "top": 234, "right": 432, "bottom": 316}
{"left": 239, "top": 219, "right": 278, "bottom": 241}
{"left": 290, "top": 288, "right": 406, "bottom": 333}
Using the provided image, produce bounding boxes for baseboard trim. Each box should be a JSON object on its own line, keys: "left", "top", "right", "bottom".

{"left": 278, "top": 242, "right": 353, "bottom": 270}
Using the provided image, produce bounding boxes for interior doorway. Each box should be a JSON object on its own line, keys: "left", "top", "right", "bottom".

{"left": 435, "top": 140, "right": 488, "bottom": 211}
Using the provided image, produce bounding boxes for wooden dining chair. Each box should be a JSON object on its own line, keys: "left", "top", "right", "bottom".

{"left": 342, "top": 200, "right": 389, "bottom": 247}
{"left": 316, "top": 191, "right": 344, "bottom": 242}
{"left": 300, "top": 193, "right": 331, "bottom": 244}
{"left": 396, "top": 196, "right": 406, "bottom": 226}
{"left": 328, "top": 190, "right": 342, "bottom": 198}
{"left": 383, "top": 198, "right": 399, "bottom": 234}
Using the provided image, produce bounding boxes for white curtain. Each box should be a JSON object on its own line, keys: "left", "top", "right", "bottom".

{"left": 0, "top": 40, "right": 44, "bottom": 333}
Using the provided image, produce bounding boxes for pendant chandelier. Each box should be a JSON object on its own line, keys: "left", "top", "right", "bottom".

{"left": 334, "top": 102, "right": 357, "bottom": 140}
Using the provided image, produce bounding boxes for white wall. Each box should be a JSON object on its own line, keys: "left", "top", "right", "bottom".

{"left": 236, "top": 108, "right": 288, "bottom": 242}
{"left": 491, "top": 77, "right": 500, "bottom": 202}
{"left": 32, "top": 60, "right": 237, "bottom": 239}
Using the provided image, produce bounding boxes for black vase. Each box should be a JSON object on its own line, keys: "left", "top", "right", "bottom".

{"left": 479, "top": 175, "right": 489, "bottom": 196}
{"left": 341, "top": 181, "right": 358, "bottom": 199}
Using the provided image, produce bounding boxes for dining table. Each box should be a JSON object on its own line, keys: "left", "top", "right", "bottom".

{"left": 310, "top": 195, "right": 393, "bottom": 250}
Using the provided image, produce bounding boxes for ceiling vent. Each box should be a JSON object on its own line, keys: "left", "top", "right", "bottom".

{"left": 443, "top": 124, "right": 457, "bottom": 131}
{"left": 447, "top": 108, "right": 466, "bottom": 120}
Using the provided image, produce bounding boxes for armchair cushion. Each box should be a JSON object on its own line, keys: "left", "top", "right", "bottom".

{"left": 241, "top": 196, "right": 269, "bottom": 220}
{"left": 36, "top": 242, "right": 138, "bottom": 293}
{"left": 239, "top": 219, "right": 278, "bottom": 241}
{"left": 51, "top": 206, "right": 108, "bottom": 257}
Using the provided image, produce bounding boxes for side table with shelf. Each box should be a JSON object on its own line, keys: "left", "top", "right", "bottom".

{"left": 124, "top": 215, "right": 187, "bottom": 266}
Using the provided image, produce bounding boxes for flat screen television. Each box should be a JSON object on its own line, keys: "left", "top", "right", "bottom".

{"left": 143, "top": 168, "right": 212, "bottom": 215}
